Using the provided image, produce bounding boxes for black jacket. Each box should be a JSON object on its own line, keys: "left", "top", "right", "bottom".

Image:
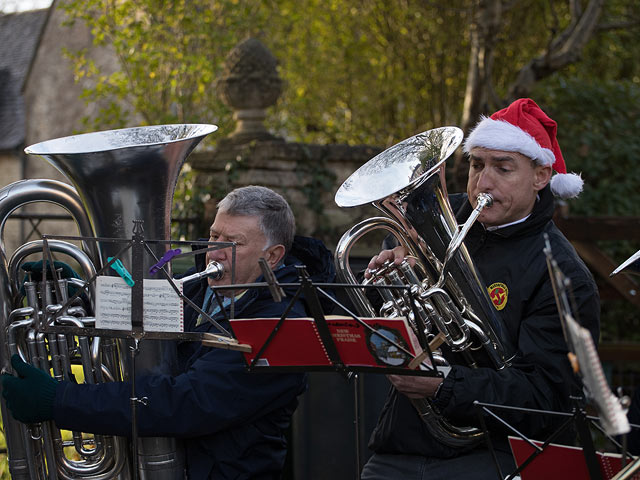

{"left": 368, "top": 185, "right": 600, "bottom": 458}
{"left": 54, "top": 235, "right": 336, "bottom": 479}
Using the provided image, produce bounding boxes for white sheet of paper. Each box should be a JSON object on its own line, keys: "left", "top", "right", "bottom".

{"left": 565, "top": 313, "right": 630, "bottom": 436}
{"left": 95, "top": 276, "right": 184, "bottom": 332}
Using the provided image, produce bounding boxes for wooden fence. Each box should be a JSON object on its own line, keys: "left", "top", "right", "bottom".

{"left": 554, "top": 205, "right": 640, "bottom": 390}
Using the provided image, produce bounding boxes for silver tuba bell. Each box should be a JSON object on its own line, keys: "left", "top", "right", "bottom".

{"left": 0, "top": 124, "right": 217, "bottom": 479}
{"left": 334, "top": 127, "right": 515, "bottom": 448}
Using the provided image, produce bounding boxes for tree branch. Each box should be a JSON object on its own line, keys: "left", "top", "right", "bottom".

{"left": 506, "top": 0, "right": 605, "bottom": 100}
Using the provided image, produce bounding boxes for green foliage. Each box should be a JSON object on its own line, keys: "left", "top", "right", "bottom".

{"left": 58, "top": 0, "right": 640, "bottom": 152}
{"left": 270, "top": 0, "right": 472, "bottom": 145}
{"left": 60, "top": 0, "right": 268, "bottom": 136}
{"left": 534, "top": 77, "right": 640, "bottom": 342}
{"left": 62, "top": 0, "right": 547, "bottom": 146}
{"left": 537, "top": 78, "right": 640, "bottom": 217}
{"left": 171, "top": 164, "right": 208, "bottom": 240}
{"left": 563, "top": 2, "right": 640, "bottom": 83}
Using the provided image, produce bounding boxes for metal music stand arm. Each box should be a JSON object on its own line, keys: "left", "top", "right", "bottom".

{"left": 259, "top": 258, "right": 285, "bottom": 303}
{"left": 473, "top": 399, "right": 605, "bottom": 480}
{"left": 573, "top": 397, "right": 605, "bottom": 480}
{"left": 246, "top": 288, "right": 304, "bottom": 370}
{"left": 295, "top": 266, "right": 347, "bottom": 375}
{"left": 612, "top": 456, "right": 640, "bottom": 479}
{"left": 130, "top": 220, "right": 144, "bottom": 333}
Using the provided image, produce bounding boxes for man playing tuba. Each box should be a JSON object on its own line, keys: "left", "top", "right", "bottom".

{"left": 361, "top": 98, "right": 600, "bottom": 479}
{"left": 2, "top": 185, "right": 336, "bottom": 479}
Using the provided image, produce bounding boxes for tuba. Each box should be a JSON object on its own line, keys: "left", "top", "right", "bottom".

{"left": 0, "top": 124, "right": 217, "bottom": 479}
{"left": 334, "top": 127, "right": 515, "bottom": 448}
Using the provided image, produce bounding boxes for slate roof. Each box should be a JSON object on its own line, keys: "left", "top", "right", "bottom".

{"left": 0, "top": 9, "right": 49, "bottom": 150}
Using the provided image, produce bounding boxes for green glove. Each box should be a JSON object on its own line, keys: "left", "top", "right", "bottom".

{"left": 1, "top": 355, "right": 58, "bottom": 423}
{"left": 20, "top": 260, "right": 82, "bottom": 298}
{"left": 21, "top": 260, "right": 80, "bottom": 281}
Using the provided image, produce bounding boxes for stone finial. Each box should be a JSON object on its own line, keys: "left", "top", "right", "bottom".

{"left": 217, "top": 37, "right": 283, "bottom": 142}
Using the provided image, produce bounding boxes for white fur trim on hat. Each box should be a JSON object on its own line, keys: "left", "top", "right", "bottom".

{"left": 463, "top": 116, "right": 556, "bottom": 167}
{"left": 550, "top": 173, "right": 583, "bottom": 199}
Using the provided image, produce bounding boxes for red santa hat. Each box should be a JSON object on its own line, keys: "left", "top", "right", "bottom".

{"left": 462, "top": 98, "right": 583, "bottom": 199}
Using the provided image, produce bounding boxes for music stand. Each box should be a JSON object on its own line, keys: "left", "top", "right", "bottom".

{"left": 230, "top": 266, "right": 441, "bottom": 377}
{"left": 472, "top": 397, "right": 633, "bottom": 480}
{"left": 22, "top": 222, "right": 250, "bottom": 480}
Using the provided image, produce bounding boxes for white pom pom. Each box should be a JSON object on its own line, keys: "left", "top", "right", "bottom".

{"left": 550, "top": 173, "right": 584, "bottom": 199}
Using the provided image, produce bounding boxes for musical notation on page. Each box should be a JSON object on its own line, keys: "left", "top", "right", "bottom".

{"left": 95, "top": 276, "right": 184, "bottom": 332}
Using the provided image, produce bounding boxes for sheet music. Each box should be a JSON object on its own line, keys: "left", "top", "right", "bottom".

{"left": 95, "top": 276, "right": 184, "bottom": 332}
{"left": 564, "top": 312, "right": 630, "bottom": 437}
{"left": 545, "top": 236, "right": 630, "bottom": 438}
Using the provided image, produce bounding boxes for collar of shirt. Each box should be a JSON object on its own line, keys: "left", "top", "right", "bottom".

{"left": 485, "top": 213, "right": 531, "bottom": 232}
{"left": 197, "top": 288, "right": 247, "bottom": 326}
{"left": 197, "top": 264, "right": 286, "bottom": 326}
{"left": 483, "top": 193, "right": 540, "bottom": 232}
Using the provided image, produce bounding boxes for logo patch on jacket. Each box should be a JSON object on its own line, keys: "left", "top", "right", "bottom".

{"left": 488, "top": 282, "right": 508, "bottom": 311}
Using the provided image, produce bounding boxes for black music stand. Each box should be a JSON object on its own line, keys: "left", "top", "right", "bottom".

{"left": 234, "top": 266, "right": 442, "bottom": 378}
{"left": 26, "top": 221, "right": 248, "bottom": 480}
{"left": 472, "top": 397, "right": 624, "bottom": 480}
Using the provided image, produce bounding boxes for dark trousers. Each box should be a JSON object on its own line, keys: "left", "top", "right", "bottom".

{"left": 360, "top": 448, "right": 517, "bottom": 480}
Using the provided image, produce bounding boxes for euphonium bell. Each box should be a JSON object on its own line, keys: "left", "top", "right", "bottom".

{"left": 334, "top": 126, "right": 515, "bottom": 447}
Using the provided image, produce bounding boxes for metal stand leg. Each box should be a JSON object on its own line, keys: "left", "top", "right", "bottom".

{"left": 130, "top": 337, "right": 148, "bottom": 480}
{"left": 354, "top": 373, "right": 361, "bottom": 480}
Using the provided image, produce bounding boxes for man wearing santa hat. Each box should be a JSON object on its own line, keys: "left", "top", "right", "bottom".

{"left": 361, "top": 98, "right": 600, "bottom": 479}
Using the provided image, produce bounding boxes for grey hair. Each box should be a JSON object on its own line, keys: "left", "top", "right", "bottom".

{"left": 217, "top": 185, "right": 296, "bottom": 252}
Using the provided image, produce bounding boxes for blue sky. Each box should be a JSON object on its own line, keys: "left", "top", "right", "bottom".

{"left": 0, "top": 0, "right": 53, "bottom": 13}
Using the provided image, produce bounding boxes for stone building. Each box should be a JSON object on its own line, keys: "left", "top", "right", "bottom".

{"left": 0, "top": 1, "right": 134, "bottom": 255}
{"left": 0, "top": 7, "right": 49, "bottom": 253}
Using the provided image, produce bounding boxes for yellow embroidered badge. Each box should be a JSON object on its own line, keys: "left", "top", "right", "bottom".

{"left": 488, "top": 282, "right": 508, "bottom": 311}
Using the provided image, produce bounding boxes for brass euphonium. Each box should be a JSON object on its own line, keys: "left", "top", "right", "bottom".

{"left": 0, "top": 124, "right": 217, "bottom": 479}
{"left": 334, "top": 127, "right": 515, "bottom": 448}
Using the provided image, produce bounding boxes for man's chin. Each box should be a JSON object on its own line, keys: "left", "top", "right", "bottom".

{"left": 478, "top": 212, "right": 501, "bottom": 227}
{"left": 207, "top": 279, "right": 229, "bottom": 289}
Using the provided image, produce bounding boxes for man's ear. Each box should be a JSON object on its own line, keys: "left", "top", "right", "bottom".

{"left": 264, "top": 244, "right": 286, "bottom": 269}
{"left": 533, "top": 164, "right": 553, "bottom": 192}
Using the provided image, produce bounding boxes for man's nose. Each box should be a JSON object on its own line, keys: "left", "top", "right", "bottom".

{"left": 475, "top": 169, "right": 494, "bottom": 191}
{"left": 209, "top": 247, "right": 227, "bottom": 262}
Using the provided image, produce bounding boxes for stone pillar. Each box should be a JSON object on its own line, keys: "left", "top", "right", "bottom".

{"left": 216, "top": 37, "right": 282, "bottom": 143}
{"left": 190, "top": 38, "right": 380, "bottom": 252}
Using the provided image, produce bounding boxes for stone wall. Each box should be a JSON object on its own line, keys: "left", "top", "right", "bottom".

{"left": 190, "top": 139, "right": 382, "bottom": 253}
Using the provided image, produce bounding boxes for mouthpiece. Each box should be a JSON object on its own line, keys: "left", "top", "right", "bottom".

{"left": 476, "top": 193, "right": 493, "bottom": 209}
{"left": 180, "top": 261, "right": 224, "bottom": 283}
